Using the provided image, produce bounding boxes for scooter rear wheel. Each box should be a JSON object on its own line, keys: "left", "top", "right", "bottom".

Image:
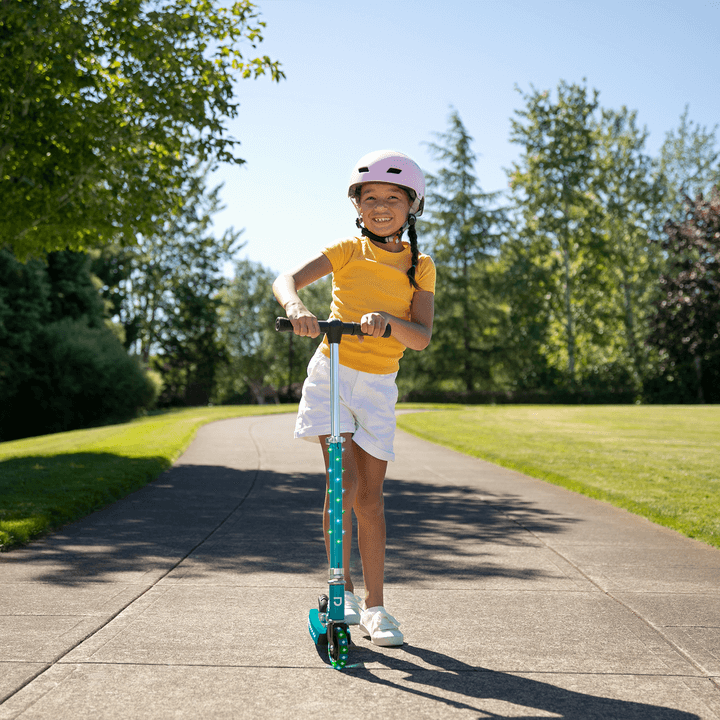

{"left": 316, "top": 595, "right": 329, "bottom": 646}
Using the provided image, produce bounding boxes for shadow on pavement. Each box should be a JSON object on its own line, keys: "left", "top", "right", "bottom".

{"left": 338, "top": 644, "right": 701, "bottom": 720}
{"left": 3, "top": 461, "right": 579, "bottom": 589}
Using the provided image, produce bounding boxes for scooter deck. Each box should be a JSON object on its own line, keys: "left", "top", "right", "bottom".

{"left": 308, "top": 609, "right": 328, "bottom": 646}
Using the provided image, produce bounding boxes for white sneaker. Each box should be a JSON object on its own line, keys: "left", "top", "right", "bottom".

{"left": 360, "top": 606, "right": 403, "bottom": 646}
{"left": 344, "top": 591, "right": 363, "bottom": 625}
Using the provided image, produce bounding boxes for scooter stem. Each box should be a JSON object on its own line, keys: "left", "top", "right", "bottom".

{"left": 326, "top": 322, "right": 346, "bottom": 622}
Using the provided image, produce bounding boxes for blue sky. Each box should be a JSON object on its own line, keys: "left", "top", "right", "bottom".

{"left": 209, "top": 0, "right": 720, "bottom": 275}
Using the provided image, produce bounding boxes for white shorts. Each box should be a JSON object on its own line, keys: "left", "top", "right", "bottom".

{"left": 295, "top": 348, "right": 398, "bottom": 462}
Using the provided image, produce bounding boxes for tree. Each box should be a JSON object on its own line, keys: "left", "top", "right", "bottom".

{"left": 656, "top": 107, "right": 720, "bottom": 224}
{"left": 1, "top": 0, "right": 283, "bottom": 258}
{"left": 647, "top": 188, "right": 720, "bottom": 403}
{"left": 507, "top": 80, "right": 602, "bottom": 386}
{"left": 93, "top": 169, "right": 242, "bottom": 405}
{"left": 593, "top": 106, "right": 665, "bottom": 390}
{"left": 216, "top": 259, "right": 331, "bottom": 403}
{"left": 418, "top": 109, "right": 506, "bottom": 394}
{"left": 0, "top": 249, "right": 155, "bottom": 440}
{"left": 216, "top": 260, "right": 278, "bottom": 403}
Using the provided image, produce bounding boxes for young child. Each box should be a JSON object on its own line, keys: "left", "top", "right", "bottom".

{"left": 272, "top": 150, "right": 435, "bottom": 647}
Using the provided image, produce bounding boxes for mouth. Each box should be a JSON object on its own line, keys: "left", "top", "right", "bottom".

{"left": 372, "top": 217, "right": 392, "bottom": 224}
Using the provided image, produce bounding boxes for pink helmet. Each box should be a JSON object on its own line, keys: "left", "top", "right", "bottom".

{"left": 348, "top": 150, "right": 425, "bottom": 217}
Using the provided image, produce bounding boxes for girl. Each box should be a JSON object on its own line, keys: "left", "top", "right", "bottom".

{"left": 272, "top": 150, "right": 435, "bottom": 647}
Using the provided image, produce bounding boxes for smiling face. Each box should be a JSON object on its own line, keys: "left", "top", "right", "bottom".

{"left": 358, "top": 182, "right": 412, "bottom": 239}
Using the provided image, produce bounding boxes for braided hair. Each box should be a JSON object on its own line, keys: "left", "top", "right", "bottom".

{"left": 406, "top": 214, "right": 420, "bottom": 290}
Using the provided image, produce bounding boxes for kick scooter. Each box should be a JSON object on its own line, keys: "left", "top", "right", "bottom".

{"left": 275, "top": 317, "right": 391, "bottom": 670}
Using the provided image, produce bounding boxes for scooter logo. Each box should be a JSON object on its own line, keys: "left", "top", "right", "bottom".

{"left": 332, "top": 596, "right": 343, "bottom": 607}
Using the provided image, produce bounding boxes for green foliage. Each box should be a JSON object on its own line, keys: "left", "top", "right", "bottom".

{"left": 590, "top": 107, "right": 665, "bottom": 390}
{"left": 216, "top": 259, "right": 331, "bottom": 403}
{"left": 656, "top": 106, "right": 720, "bottom": 224}
{"left": 0, "top": 0, "right": 283, "bottom": 258}
{"left": 507, "top": 81, "right": 603, "bottom": 385}
{"left": 647, "top": 188, "right": 720, "bottom": 403}
{"left": 5, "top": 318, "right": 156, "bottom": 439}
{"left": 411, "top": 109, "right": 508, "bottom": 395}
{"left": 0, "top": 251, "right": 50, "bottom": 403}
{"left": 403, "top": 95, "right": 718, "bottom": 403}
{"left": 0, "top": 248, "right": 155, "bottom": 440}
{"left": 93, "top": 170, "right": 242, "bottom": 406}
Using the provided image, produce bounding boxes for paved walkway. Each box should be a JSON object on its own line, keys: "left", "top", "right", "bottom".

{"left": 1, "top": 413, "right": 719, "bottom": 719}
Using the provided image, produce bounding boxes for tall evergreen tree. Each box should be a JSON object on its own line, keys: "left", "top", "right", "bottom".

{"left": 417, "top": 109, "right": 506, "bottom": 394}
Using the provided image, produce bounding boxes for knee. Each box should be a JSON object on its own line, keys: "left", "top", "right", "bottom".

{"left": 354, "top": 490, "right": 385, "bottom": 519}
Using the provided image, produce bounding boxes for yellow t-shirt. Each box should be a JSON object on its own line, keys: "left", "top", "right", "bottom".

{"left": 319, "top": 236, "right": 436, "bottom": 374}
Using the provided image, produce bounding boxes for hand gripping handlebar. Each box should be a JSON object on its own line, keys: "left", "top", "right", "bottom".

{"left": 275, "top": 317, "right": 391, "bottom": 342}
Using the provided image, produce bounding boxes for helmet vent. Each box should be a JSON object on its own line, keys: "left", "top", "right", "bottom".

{"left": 387, "top": 168, "right": 402, "bottom": 174}
{"left": 358, "top": 166, "right": 369, "bottom": 173}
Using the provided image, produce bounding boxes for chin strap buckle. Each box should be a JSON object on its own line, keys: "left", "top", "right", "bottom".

{"left": 356, "top": 217, "right": 405, "bottom": 244}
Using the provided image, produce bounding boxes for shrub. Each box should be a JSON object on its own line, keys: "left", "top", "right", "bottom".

{"left": 0, "top": 319, "right": 156, "bottom": 440}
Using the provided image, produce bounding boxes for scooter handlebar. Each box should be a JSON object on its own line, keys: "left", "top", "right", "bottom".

{"left": 275, "top": 317, "right": 391, "bottom": 339}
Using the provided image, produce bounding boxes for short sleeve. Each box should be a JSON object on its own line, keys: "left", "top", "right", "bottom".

{"left": 416, "top": 255, "right": 436, "bottom": 294}
{"left": 321, "top": 238, "right": 356, "bottom": 272}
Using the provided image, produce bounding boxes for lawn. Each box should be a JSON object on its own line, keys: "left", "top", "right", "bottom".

{"left": 397, "top": 405, "right": 720, "bottom": 548}
{"left": 2, "top": 403, "right": 718, "bottom": 552}
{"left": 0, "top": 405, "right": 297, "bottom": 550}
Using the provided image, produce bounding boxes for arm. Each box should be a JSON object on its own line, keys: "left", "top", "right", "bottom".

{"left": 272, "top": 253, "right": 333, "bottom": 338}
{"left": 361, "top": 290, "right": 434, "bottom": 351}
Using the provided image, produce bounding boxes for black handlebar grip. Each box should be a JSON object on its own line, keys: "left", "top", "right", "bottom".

{"left": 275, "top": 317, "right": 391, "bottom": 338}
{"left": 275, "top": 317, "right": 294, "bottom": 333}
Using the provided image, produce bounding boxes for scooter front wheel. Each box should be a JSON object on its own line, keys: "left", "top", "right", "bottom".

{"left": 327, "top": 622, "right": 350, "bottom": 670}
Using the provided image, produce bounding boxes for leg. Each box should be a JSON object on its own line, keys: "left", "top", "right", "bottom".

{"left": 319, "top": 434, "right": 388, "bottom": 606}
{"left": 352, "top": 441, "right": 388, "bottom": 610}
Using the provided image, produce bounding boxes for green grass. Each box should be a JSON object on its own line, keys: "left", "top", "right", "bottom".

{"left": 3, "top": 403, "right": 719, "bottom": 552}
{"left": 397, "top": 405, "right": 720, "bottom": 548}
{"left": 0, "top": 405, "right": 297, "bottom": 550}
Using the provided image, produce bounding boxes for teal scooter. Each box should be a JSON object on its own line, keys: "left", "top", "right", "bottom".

{"left": 276, "top": 317, "right": 391, "bottom": 670}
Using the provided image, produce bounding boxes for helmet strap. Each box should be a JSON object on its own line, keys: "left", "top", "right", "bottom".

{"left": 356, "top": 216, "right": 413, "bottom": 245}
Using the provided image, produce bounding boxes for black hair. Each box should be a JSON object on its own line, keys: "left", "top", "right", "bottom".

{"left": 406, "top": 214, "right": 420, "bottom": 290}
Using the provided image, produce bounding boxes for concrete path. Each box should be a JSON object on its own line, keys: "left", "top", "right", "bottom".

{"left": 1, "top": 412, "right": 719, "bottom": 719}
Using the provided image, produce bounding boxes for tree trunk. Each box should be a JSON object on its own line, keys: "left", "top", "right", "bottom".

{"left": 620, "top": 267, "right": 641, "bottom": 386}
{"left": 694, "top": 355, "right": 705, "bottom": 403}
{"left": 562, "top": 242, "right": 576, "bottom": 383}
{"left": 462, "top": 244, "right": 473, "bottom": 392}
{"left": 287, "top": 332, "right": 295, "bottom": 390}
